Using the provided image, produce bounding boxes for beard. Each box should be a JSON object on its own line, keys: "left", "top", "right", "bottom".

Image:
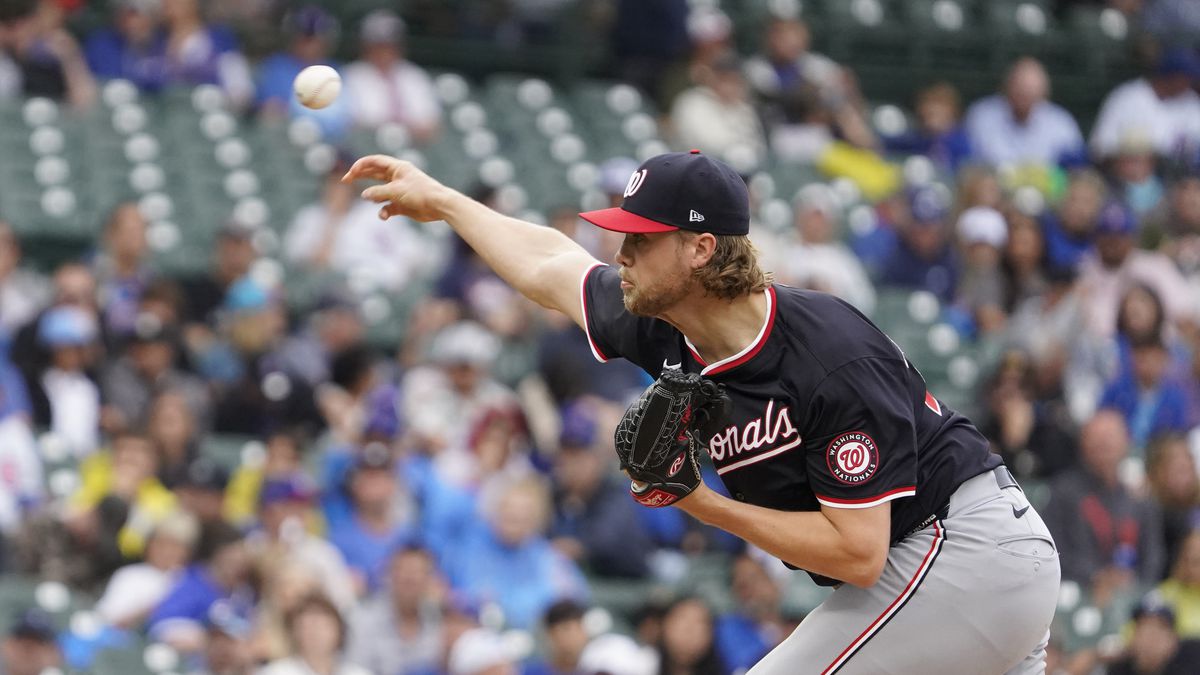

{"left": 621, "top": 268, "right": 692, "bottom": 316}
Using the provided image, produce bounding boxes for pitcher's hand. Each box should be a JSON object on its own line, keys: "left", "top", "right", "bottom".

{"left": 343, "top": 155, "right": 456, "bottom": 222}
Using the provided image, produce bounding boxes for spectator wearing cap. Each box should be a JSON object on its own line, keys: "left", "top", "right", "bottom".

{"left": 84, "top": 0, "right": 170, "bottom": 92}
{"left": 224, "top": 429, "right": 306, "bottom": 527}
{"left": 1107, "top": 133, "right": 1168, "bottom": 219}
{"left": 1077, "top": 201, "right": 1194, "bottom": 339}
{"left": 548, "top": 402, "right": 655, "bottom": 579}
{"left": 1042, "top": 411, "right": 1166, "bottom": 608}
{"left": 95, "top": 510, "right": 198, "bottom": 629}
{"left": 954, "top": 206, "right": 1009, "bottom": 335}
{"left": 779, "top": 184, "right": 876, "bottom": 315}
{"left": 148, "top": 521, "right": 255, "bottom": 654}
{"left": 1090, "top": 47, "right": 1200, "bottom": 162}
{"left": 259, "top": 594, "right": 370, "bottom": 675}
{"left": 1098, "top": 331, "right": 1192, "bottom": 450}
{"left": 92, "top": 202, "right": 154, "bottom": 341}
{"left": 446, "top": 627, "right": 528, "bottom": 675}
{"left": 175, "top": 456, "right": 231, "bottom": 526}
{"left": 327, "top": 444, "right": 417, "bottom": 594}
{"left": 200, "top": 599, "right": 256, "bottom": 675}
{"left": 158, "top": 0, "right": 252, "bottom": 107}
{"left": 443, "top": 476, "right": 588, "bottom": 630}
{"left": 27, "top": 304, "right": 101, "bottom": 457}
{"left": 577, "top": 633, "right": 659, "bottom": 675}
{"left": 180, "top": 220, "right": 258, "bottom": 334}
{"left": 1108, "top": 592, "right": 1200, "bottom": 675}
{"left": 880, "top": 82, "right": 973, "bottom": 173}
{"left": 1040, "top": 169, "right": 1107, "bottom": 271}
{"left": 101, "top": 312, "right": 209, "bottom": 435}
{"left": 255, "top": 4, "right": 351, "bottom": 138}
{"left": 248, "top": 472, "right": 356, "bottom": 611}
{"left": 670, "top": 51, "right": 767, "bottom": 169}
{"left": 285, "top": 151, "right": 436, "bottom": 293}
{"left": 0, "top": 0, "right": 96, "bottom": 107}
{"left": 880, "top": 185, "right": 960, "bottom": 303}
{"left": 523, "top": 599, "right": 590, "bottom": 675}
{"left": 402, "top": 321, "right": 519, "bottom": 455}
{"left": 346, "top": 544, "right": 445, "bottom": 674}
{"left": 1157, "top": 529, "right": 1200, "bottom": 639}
{"left": 0, "top": 609, "right": 62, "bottom": 675}
{"left": 275, "top": 291, "right": 365, "bottom": 389}
{"left": 745, "top": 16, "right": 875, "bottom": 152}
{"left": 963, "top": 57, "right": 1085, "bottom": 168}
{"left": 342, "top": 9, "right": 441, "bottom": 139}
{"left": 9, "top": 262, "right": 100, "bottom": 394}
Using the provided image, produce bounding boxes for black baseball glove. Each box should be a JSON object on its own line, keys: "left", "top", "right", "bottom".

{"left": 614, "top": 370, "right": 731, "bottom": 507}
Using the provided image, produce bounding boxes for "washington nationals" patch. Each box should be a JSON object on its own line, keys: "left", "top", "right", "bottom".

{"left": 826, "top": 431, "right": 879, "bottom": 485}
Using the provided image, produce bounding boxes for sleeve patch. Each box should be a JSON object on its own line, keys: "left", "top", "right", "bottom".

{"left": 825, "top": 431, "right": 879, "bottom": 485}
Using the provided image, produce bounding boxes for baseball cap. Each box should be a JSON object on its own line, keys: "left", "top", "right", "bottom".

{"left": 130, "top": 312, "right": 178, "bottom": 344}
{"left": 360, "top": 9, "right": 406, "bottom": 45}
{"left": 1094, "top": 200, "right": 1135, "bottom": 236}
{"left": 206, "top": 599, "right": 253, "bottom": 638}
{"left": 1155, "top": 47, "right": 1200, "bottom": 80}
{"left": 9, "top": 608, "right": 57, "bottom": 642}
{"left": 223, "top": 277, "right": 272, "bottom": 313}
{"left": 579, "top": 151, "right": 750, "bottom": 235}
{"left": 180, "top": 457, "right": 231, "bottom": 492}
{"left": 259, "top": 473, "right": 317, "bottom": 507}
{"left": 907, "top": 184, "right": 950, "bottom": 224}
{"left": 559, "top": 402, "right": 597, "bottom": 449}
{"left": 38, "top": 306, "right": 97, "bottom": 348}
{"left": 430, "top": 321, "right": 500, "bottom": 367}
{"left": 1132, "top": 591, "right": 1177, "bottom": 624}
{"left": 217, "top": 219, "right": 257, "bottom": 241}
{"left": 354, "top": 442, "right": 395, "bottom": 472}
{"left": 448, "top": 628, "right": 530, "bottom": 675}
{"left": 363, "top": 385, "right": 401, "bottom": 439}
{"left": 285, "top": 5, "right": 339, "bottom": 38}
{"left": 956, "top": 207, "right": 1008, "bottom": 247}
{"left": 578, "top": 633, "right": 659, "bottom": 675}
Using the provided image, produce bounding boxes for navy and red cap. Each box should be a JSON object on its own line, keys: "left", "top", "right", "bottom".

{"left": 579, "top": 150, "right": 750, "bottom": 236}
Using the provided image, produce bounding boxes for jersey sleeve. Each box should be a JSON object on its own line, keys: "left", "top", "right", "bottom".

{"left": 579, "top": 263, "right": 668, "bottom": 375}
{"left": 801, "top": 357, "right": 918, "bottom": 509}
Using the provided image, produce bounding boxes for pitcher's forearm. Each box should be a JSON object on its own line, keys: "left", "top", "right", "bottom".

{"left": 438, "top": 190, "right": 597, "bottom": 310}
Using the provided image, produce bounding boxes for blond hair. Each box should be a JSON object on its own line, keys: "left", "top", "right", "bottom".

{"left": 683, "top": 233, "right": 773, "bottom": 300}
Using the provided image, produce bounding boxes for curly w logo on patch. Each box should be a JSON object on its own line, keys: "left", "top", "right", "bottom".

{"left": 826, "top": 431, "right": 879, "bottom": 485}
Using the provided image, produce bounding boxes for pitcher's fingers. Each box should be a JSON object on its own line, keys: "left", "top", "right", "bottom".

{"left": 342, "top": 155, "right": 399, "bottom": 183}
{"left": 360, "top": 185, "right": 393, "bottom": 203}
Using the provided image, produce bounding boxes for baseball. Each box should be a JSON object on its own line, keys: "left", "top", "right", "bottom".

{"left": 294, "top": 65, "right": 341, "bottom": 110}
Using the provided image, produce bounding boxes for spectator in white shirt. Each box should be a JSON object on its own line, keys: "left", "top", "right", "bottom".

{"left": 32, "top": 306, "right": 101, "bottom": 457}
{"left": 778, "top": 185, "right": 876, "bottom": 315}
{"left": 343, "top": 10, "right": 441, "bottom": 140}
{"left": 96, "top": 511, "right": 198, "bottom": 629}
{"left": 670, "top": 52, "right": 767, "bottom": 169}
{"left": 964, "top": 57, "right": 1085, "bottom": 168}
{"left": 1090, "top": 47, "right": 1200, "bottom": 161}
{"left": 285, "top": 157, "right": 436, "bottom": 293}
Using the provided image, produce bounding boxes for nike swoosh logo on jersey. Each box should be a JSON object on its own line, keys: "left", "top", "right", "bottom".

{"left": 1012, "top": 505, "right": 1029, "bottom": 519}
{"left": 662, "top": 359, "right": 681, "bottom": 371}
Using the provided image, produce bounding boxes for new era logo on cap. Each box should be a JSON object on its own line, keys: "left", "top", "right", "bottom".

{"left": 579, "top": 150, "right": 749, "bottom": 236}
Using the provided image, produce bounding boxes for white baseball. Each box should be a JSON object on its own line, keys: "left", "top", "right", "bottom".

{"left": 294, "top": 65, "right": 341, "bottom": 110}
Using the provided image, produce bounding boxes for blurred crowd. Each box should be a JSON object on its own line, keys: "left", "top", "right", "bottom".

{"left": 0, "top": 0, "right": 1199, "bottom": 675}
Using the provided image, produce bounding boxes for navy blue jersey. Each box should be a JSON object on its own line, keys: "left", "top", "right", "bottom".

{"left": 581, "top": 264, "right": 1000, "bottom": 559}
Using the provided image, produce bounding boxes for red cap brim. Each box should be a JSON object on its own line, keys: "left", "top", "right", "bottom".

{"left": 578, "top": 207, "right": 678, "bottom": 234}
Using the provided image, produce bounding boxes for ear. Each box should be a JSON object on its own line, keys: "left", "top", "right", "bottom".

{"left": 686, "top": 233, "right": 717, "bottom": 270}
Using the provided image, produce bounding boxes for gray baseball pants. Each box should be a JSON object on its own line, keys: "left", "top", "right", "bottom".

{"left": 749, "top": 467, "right": 1060, "bottom": 674}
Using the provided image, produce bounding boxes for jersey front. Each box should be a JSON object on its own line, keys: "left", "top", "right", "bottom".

{"left": 581, "top": 264, "right": 1001, "bottom": 561}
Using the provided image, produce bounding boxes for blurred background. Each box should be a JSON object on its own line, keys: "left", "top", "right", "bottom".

{"left": 0, "top": 0, "right": 1198, "bottom": 674}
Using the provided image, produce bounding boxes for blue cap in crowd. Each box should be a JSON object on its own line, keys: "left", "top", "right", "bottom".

{"left": 9, "top": 608, "right": 56, "bottom": 642}
{"left": 559, "top": 402, "right": 597, "bottom": 449}
{"left": 1094, "top": 200, "right": 1135, "bottom": 236}
{"left": 37, "top": 306, "right": 97, "bottom": 348}
{"left": 285, "top": 5, "right": 339, "bottom": 38}
{"left": 223, "top": 277, "right": 271, "bottom": 313}
{"left": 363, "top": 385, "right": 401, "bottom": 439}
{"left": 259, "top": 473, "right": 317, "bottom": 507}
{"left": 1155, "top": 47, "right": 1200, "bottom": 80}
{"left": 1132, "top": 591, "right": 1176, "bottom": 624}
{"left": 908, "top": 184, "right": 950, "bottom": 224}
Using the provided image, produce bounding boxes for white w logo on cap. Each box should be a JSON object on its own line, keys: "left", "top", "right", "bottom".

{"left": 623, "top": 169, "right": 648, "bottom": 198}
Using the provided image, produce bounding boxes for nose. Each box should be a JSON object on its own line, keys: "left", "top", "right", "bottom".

{"left": 614, "top": 238, "right": 633, "bottom": 268}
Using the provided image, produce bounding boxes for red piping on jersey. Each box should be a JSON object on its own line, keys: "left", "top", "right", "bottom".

{"left": 579, "top": 262, "right": 609, "bottom": 363}
{"left": 685, "top": 286, "right": 777, "bottom": 375}
{"left": 815, "top": 486, "right": 917, "bottom": 508}
{"left": 821, "top": 520, "right": 945, "bottom": 674}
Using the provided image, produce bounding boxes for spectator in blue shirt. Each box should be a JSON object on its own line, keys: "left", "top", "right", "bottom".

{"left": 443, "top": 476, "right": 589, "bottom": 630}
{"left": 1099, "top": 333, "right": 1192, "bottom": 452}
{"left": 84, "top": 0, "right": 170, "bottom": 91}
{"left": 964, "top": 57, "right": 1085, "bottom": 168}
{"left": 1041, "top": 169, "right": 1107, "bottom": 271}
{"left": 327, "top": 444, "right": 417, "bottom": 594}
{"left": 882, "top": 82, "right": 972, "bottom": 173}
{"left": 880, "top": 184, "right": 960, "bottom": 302}
{"left": 255, "top": 4, "right": 350, "bottom": 138}
{"left": 159, "top": 0, "right": 253, "bottom": 107}
{"left": 148, "top": 522, "right": 255, "bottom": 655}
{"left": 716, "top": 554, "right": 794, "bottom": 673}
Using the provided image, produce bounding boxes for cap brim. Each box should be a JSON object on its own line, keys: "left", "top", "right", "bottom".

{"left": 578, "top": 207, "right": 678, "bottom": 234}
